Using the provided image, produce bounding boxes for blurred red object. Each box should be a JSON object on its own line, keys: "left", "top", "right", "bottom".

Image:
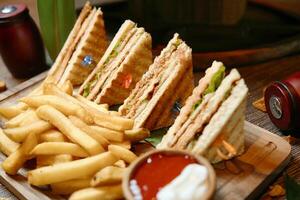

{"left": 0, "top": 4, "right": 48, "bottom": 78}
{"left": 265, "top": 72, "right": 300, "bottom": 131}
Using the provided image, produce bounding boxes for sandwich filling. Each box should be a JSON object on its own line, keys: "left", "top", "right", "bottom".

{"left": 119, "top": 36, "right": 183, "bottom": 118}
{"left": 82, "top": 26, "right": 138, "bottom": 97}
{"left": 98, "top": 29, "right": 145, "bottom": 93}
{"left": 192, "top": 66, "right": 225, "bottom": 111}
{"left": 165, "top": 68, "right": 241, "bottom": 150}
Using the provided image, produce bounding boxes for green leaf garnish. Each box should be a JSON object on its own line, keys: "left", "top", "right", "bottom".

{"left": 193, "top": 98, "right": 203, "bottom": 111}
{"left": 203, "top": 65, "right": 225, "bottom": 96}
{"left": 192, "top": 65, "right": 225, "bottom": 111}
{"left": 145, "top": 128, "right": 169, "bottom": 147}
{"left": 285, "top": 174, "right": 300, "bottom": 200}
{"left": 82, "top": 83, "right": 91, "bottom": 97}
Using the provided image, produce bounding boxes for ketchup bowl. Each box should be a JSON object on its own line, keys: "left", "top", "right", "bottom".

{"left": 123, "top": 149, "right": 216, "bottom": 200}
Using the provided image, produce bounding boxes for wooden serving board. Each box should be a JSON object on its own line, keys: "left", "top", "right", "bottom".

{"left": 0, "top": 75, "right": 291, "bottom": 200}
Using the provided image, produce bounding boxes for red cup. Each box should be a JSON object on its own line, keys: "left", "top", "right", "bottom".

{"left": 0, "top": 4, "right": 48, "bottom": 78}
{"left": 264, "top": 72, "right": 300, "bottom": 131}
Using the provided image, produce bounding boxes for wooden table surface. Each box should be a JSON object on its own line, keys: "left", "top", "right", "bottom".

{"left": 0, "top": 53, "right": 300, "bottom": 199}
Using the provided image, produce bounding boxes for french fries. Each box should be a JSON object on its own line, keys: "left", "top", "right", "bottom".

{"left": 51, "top": 178, "right": 91, "bottom": 195}
{"left": 39, "top": 129, "right": 67, "bottom": 142}
{"left": 18, "top": 110, "right": 40, "bottom": 126}
{"left": 36, "top": 105, "right": 104, "bottom": 155}
{"left": 0, "top": 102, "right": 28, "bottom": 119}
{"left": 31, "top": 142, "right": 89, "bottom": 157}
{"left": 0, "top": 80, "right": 151, "bottom": 199}
{"left": 28, "top": 152, "right": 118, "bottom": 186}
{"left": 111, "top": 140, "right": 131, "bottom": 150}
{"left": 114, "top": 160, "right": 127, "bottom": 168}
{"left": 108, "top": 145, "right": 137, "bottom": 164}
{"left": 91, "top": 166, "right": 126, "bottom": 187}
{"left": 43, "top": 83, "right": 93, "bottom": 124}
{"left": 89, "top": 125, "right": 124, "bottom": 142}
{"left": 69, "top": 116, "right": 109, "bottom": 148}
{"left": 69, "top": 185, "right": 123, "bottom": 200}
{"left": 36, "top": 154, "right": 73, "bottom": 167}
{"left": 20, "top": 95, "right": 93, "bottom": 124}
{"left": 2, "top": 132, "right": 38, "bottom": 175}
{"left": 125, "top": 128, "right": 150, "bottom": 142}
{"left": 4, "top": 120, "right": 52, "bottom": 142}
{"left": 0, "top": 128, "right": 20, "bottom": 156}
{"left": 75, "top": 94, "right": 109, "bottom": 113}
{"left": 4, "top": 110, "right": 32, "bottom": 128}
{"left": 93, "top": 112, "right": 134, "bottom": 131}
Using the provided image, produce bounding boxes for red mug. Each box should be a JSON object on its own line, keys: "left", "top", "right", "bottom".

{"left": 0, "top": 4, "right": 48, "bottom": 78}
{"left": 264, "top": 72, "right": 300, "bottom": 131}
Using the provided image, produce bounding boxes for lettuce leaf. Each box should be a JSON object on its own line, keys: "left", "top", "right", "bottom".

{"left": 145, "top": 128, "right": 169, "bottom": 147}
{"left": 193, "top": 65, "right": 225, "bottom": 110}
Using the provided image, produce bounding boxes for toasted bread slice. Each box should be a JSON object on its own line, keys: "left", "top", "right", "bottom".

{"left": 119, "top": 34, "right": 193, "bottom": 130}
{"left": 79, "top": 20, "right": 136, "bottom": 98}
{"left": 172, "top": 69, "right": 241, "bottom": 149}
{"left": 58, "top": 8, "right": 107, "bottom": 86}
{"left": 94, "top": 32, "right": 152, "bottom": 105}
{"left": 153, "top": 66, "right": 194, "bottom": 130}
{"left": 45, "top": 2, "right": 93, "bottom": 84}
{"left": 192, "top": 79, "right": 248, "bottom": 163}
{"left": 79, "top": 20, "right": 152, "bottom": 106}
{"left": 158, "top": 61, "right": 224, "bottom": 148}
{"left": 119, "top": 34, "right": 185, "bottom": 118}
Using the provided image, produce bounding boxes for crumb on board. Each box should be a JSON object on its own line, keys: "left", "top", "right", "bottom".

{"left": 282, "top": 135, "right": 297, "bottom": 145}
{"left": 268, "top": 184, "right": 286, "bottom": 197}
{"left": 0, "top": 80, "right": 6, "bottom": 92}
{"left": 252, "top": 97, "right": 266, "bottom": 112}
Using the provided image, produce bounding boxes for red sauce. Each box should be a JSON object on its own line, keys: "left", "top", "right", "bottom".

{"left": 131, "top": 153, "right": 197, "bottom": 200}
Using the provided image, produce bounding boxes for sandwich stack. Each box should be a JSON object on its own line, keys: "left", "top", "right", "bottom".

{"left": 46, "top": 2, "right": 107, "bottom": 86}
{"left": 158, "top": 61, "right": 248, "bottom": 163}
{"left": 79, "top": 20, "right": 152, "bottom": 105}
{"left": 119, "top": 33, "right": 194, "bottom": 130}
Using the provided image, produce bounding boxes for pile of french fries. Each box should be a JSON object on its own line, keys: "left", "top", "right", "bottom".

{"left": 0, "top": 81, "right": 150, "bottom": 200}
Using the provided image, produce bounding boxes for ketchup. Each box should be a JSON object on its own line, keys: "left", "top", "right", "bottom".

{"left": 130, "top": 153, "right": 197, "bottom": 200}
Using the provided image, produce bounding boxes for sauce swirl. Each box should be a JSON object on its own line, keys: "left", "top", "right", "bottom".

{"left": 130, "top": 153, "right": 197, "bottom": 200}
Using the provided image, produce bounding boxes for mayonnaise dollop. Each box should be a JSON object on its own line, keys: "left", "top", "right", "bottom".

{"left": 157, "top": 164, "right": 208, "bottom": 200}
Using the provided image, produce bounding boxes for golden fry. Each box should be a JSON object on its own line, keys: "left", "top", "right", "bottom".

{"left": 110, "top": 141, "right": 131, "bottom": 150}
{"left": 90, "top": 125, "right": 124, "bottom": 142}
{"left": 28, "top": 152, "right": 118, "bottom": 186}
{"left": 51, "top": 177, "right": 91, "bottom": 195}
{"left": 108, "top": 145, "right": 137, "bottom": 164}
{"left": 124, "top": 128, "right": 150, "bottom": 142}
{"left": 2, "top": 132, "right": 38, "bottom": 175}
{"left": 75, "top": 94, "right": 109, "bottom": 113}
{"left": 36, "top": 154, "right": 73, "bottom": 167}
{"left": 0, "top": 103, "right": 28, "bottom": 119}
{"left": 20, "top": 95, "right": 92, "bottom": 124}
{"left": 4, "top": 110, "right": 33, "bottom": 128}
{"left": 39, "top": 129, "right": 67, "bottom": 142}
{"left": 93, "top": 112, "right": 134, "bottom": 131}
{"left": 42, "top": 83, "right": 93, "bottom": 124}
{"left": 4, "top": 120, "right": 52, "bottom": 142}
{"left": 91, "top": 166, "right": 126, "bottom": 187}
{"left": 36, "top": 105, "right": 104, "bottom": 155}
{"left": 114, "top": 160, "right": 127, "bottom": 168}
{"left": 69, "top": 116, "right": 109, "bottom": 148}
{"left": 0, "top": 128, "right": 20, "bottom": 156}
{"left": 18, "top": 110, "right": 40, "bottom": 127}
{"left": 31, "top": 142, "right": 89, "bottom": 158}
{"left": 69, "top": 185, "right": 123, "bottom": 200}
